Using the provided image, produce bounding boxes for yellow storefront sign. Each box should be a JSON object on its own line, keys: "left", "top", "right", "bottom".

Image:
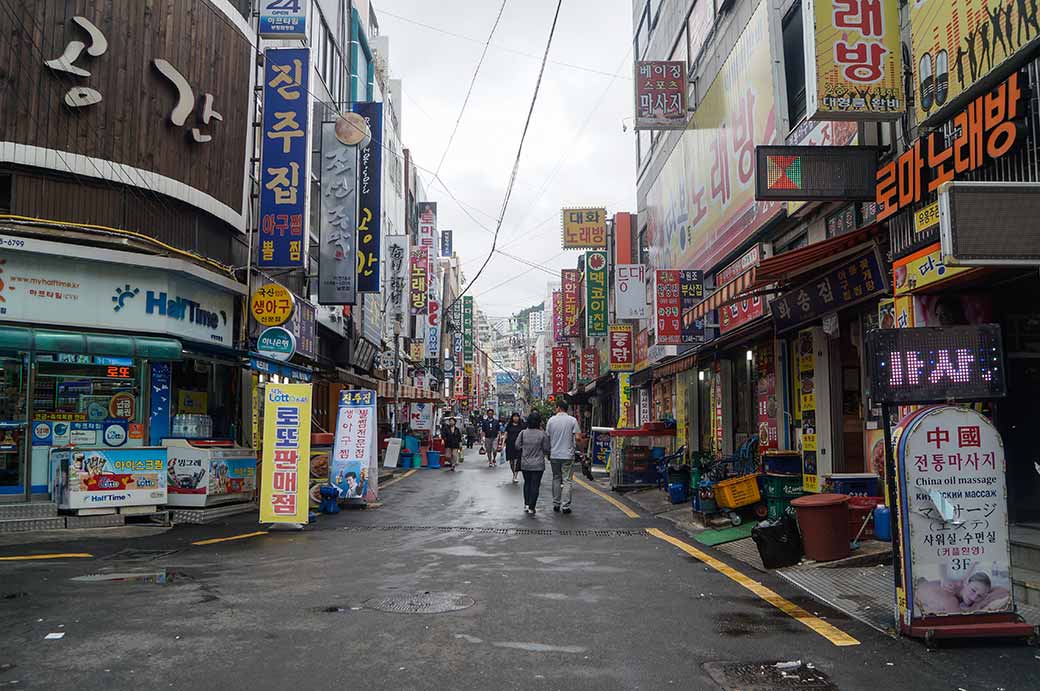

{"left": 561, "top": 207, "right": 607, "bottom": 249}
{"left": 913, "top": 201, "right": 939, "bottom": 234}
{"left": 251, "top": 283, "right": 295, "bottom": 327}
{"left": 892, "top": 242, "right": 970, "bottom": 296}
{"left": 617, "top": 373, "right": 632, "bottom": 428}
{"left": 804, "top": 0, "right": 904, "bottom": 120}
{"left": 260, "top": 383, "right": 312, "bottom": 524}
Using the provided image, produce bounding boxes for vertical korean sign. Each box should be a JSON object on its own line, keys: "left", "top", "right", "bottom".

{"left": 615, "top": 264, "right": 647, "bottom": 319}
{"left": 679, "top": 270, "right": 704, "bottom": 343}
{"left": 561, "top": 269, "right": 580, "bottom": 338}
{"left": 584, "top": 251, "right": 608, "bottom": 337}
{"left": 655, "top": 270, "right": 681, "bottom": 345}
{"left": 260, "top": 383, "right": 312, "bottom": 523}
{"left": 463, "top": 296, "right": 474, "bottom": 363}
{"left": 330, "top": 389, "right": 378, "bottom": 502}
{"left": 798, "top": 329, "right": 819, "bottom": 493}
{"left": 318, "top": 121, "right": 357, "bottom": 304}
{"left": 634, "top": 61, "right": 687, "bottom": 129}
{"left": 551, "top": 290, "right": 563, "bottom": 342}
{"left": 418, "top": 202, "right": 437, "bottom": 254}
{"left": 551, "top": 346, "right": 569, "bottom": 395}
{"left": 609, "top": 324, "right": 634, "bottom": 372}
{"left": 351, "top": 102, "right": 382, "bottom": 293}
{"left": 804, "top": 0, "right": 903, "bottom": 120}
{"left": 410, "top": 246, "right": 428, "bottom": 315}
{"left": 580, "top": 348, "right": 599, "bottom": 382}
{"left": 386, "top": 235, "right": 408, "bottom": 325}
{"left": 259, "top": 48, "right": 309, "bottom": 268}
{"left": 441, "top": 230, "right": 453, "bottom": 257}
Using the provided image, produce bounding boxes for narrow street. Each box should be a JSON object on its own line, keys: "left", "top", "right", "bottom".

{"left": 1, "top": 450, "right": 1036, "bottom": 690}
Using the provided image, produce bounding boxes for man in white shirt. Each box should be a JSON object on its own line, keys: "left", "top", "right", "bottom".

{"left": 545, "top": 399, "right": 580, "bottom": 513}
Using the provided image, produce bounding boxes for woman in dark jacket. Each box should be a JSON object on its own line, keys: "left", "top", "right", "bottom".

{"left": 442, "top": 418, "right": 463, "bottom": 472}
{"left": 504, "top": 412, "right": 525, "bottom": 483}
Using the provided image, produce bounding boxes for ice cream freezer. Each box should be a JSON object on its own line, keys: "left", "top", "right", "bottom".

{"left": 163, "top": 439, "right": 257, "bottom": 508}
{"left": 50, "top": 446, "right": 168, "bottom": 511}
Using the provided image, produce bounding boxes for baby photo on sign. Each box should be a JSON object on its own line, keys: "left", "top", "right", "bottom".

{"left": 913, "top": 562, "right": 1012, "bottom": 616}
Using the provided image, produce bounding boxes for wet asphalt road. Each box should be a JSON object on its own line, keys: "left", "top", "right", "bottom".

{"left": 1, "top": 447, "right": 1038, "bottom": 690}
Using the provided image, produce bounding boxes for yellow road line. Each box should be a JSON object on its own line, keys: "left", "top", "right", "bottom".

{"left": 646, "top": 528, "right": 859, "bottom": 646}
{"left": 0, "top": 553, "right": 93, "bottom": 561}
{"left": 192, "top": 531, "right": 268, "bottom": 546}
{"left": 380, "top": 468, "right": 418, "bottom": 489}
{"left": 573, "top": 476, "right": 640, "bottom": 518}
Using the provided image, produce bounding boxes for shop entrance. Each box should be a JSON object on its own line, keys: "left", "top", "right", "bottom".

{"left": 0, "top": 355, "right": 29, "bottom": 501}
{"left": 1003, "top": 357, "right": 1040, "bottom": 524}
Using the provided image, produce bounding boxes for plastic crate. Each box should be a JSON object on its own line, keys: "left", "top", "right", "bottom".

{"left": 714, "top": 474, "right": 761, "bottom": 509}
{"left": 760, "top": 473, "right": 804, "bottom": 499}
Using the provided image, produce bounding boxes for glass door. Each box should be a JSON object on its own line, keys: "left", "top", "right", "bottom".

{"left": 0, "top": 354, "right": 29, "bottom": 501}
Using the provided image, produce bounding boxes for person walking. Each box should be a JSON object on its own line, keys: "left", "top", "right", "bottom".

{"left": 515, "top": 412, "right": 550, "bottom": 514}
{"left": 504, "top": 412, "right": 525, "bottom": 483}
{"left": 441, "top": 417, "right": 463, "bottom": 472}
{"left": 480, "top": 408, "right": 500, "bottom": 468}
{"left": 545, "top": 399, "right": 580, "bottom": 514}
{"left": 464, "top": 418, "right": 476, "bottom": 450}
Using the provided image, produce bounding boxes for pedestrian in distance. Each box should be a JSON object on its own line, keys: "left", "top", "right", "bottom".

{"left": 464, "top": 418, "right": 477, "bottom": 451}
{"left": 546, "top": 399, "right": 580, "bottom": 514}
{"left": 504, "top": 412, "right": 525, "bottom": 483}
{"left": 515, "top": 411, "right": 550, "bottom": 514}
{"left": 480, "top": 408, "right": 500, "bottom": 468}
{"left": 442, "top": 417, "right": 463, "bottom": 472}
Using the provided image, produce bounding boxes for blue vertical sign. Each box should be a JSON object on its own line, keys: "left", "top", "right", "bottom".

{"left": 351, "top": 102, "right": 383, "bottom": 292}
{"left": 149, "top": 363, "right": 171, "bottom": 445}
{"left": 258, "top": 48, "right": 310, "bottom": 268}
{"left": 440, "top": 230, "right": 453, "bottom": 257}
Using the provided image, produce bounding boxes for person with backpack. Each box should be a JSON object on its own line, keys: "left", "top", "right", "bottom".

{"left": 514, "top": 412, "right": 550, "bottom": 514}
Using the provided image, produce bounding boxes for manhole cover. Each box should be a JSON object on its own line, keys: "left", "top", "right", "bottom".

{"left": 364, "top": 591, "right": 475, "bottom": 614}
{"left": 703, "top": 661, "right": 836, "bottom": 690}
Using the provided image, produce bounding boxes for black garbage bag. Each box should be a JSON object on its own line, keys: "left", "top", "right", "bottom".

{"left": 751, "top": 512, "right": 803, "bottom": 569}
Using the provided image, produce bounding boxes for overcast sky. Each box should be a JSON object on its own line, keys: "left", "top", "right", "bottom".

{"left": 375, "top": 0, "right": 636, "bottom": 324}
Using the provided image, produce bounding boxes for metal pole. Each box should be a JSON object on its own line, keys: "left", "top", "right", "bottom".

{"left": 881, "top": 403, "right": 902, "bottom": 632}
{"left": 393, "top": 325, "right": 401, "bottom": 437}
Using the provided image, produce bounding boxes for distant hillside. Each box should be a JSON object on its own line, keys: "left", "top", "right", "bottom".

{"left": 515, "top": 301, "right": 544, "bottom": 329}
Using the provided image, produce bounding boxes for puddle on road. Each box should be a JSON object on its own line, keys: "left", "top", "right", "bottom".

{"left": 490, "top": 642, "right": 587, "bottom": 654}
{"left": 68, "top": 569, "right": 191, "bottom": 584}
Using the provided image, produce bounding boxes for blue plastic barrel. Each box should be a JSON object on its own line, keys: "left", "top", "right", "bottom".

{"left": 873, "top": 504, "right": 892, "bottom": 541}
{"left": 427, "top": 451, "right": 441, "bottom": 469}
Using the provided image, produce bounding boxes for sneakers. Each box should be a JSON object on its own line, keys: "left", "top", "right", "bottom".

{"left": 553, "top": 505, "right": 560, "bottom": 513}
{"left": 524, "top": 506, "right": 531, "bottom": 514}
{"left": 530, "top": 507, "right": 536, "bottom": 515}
{"left": 562, "top": 508, "right": 572, "bottom": 515}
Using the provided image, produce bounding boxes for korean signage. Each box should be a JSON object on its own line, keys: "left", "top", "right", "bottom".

{"left": 877, "top": 72, "right": 1024, "bottom": 222}
{"left": 562, "top": 269, "right": 580, "bottom": 338}
{"left": 426, "top": 298, "right": 441, "bottom": 360}
{"left": 717, "top": 245, "right": 766, "bottom": 334}
{"left": 551, "top": 346, "right": 569, "bottom": 395}
{"left": 289, "top": 298, "right": 316, "bottom": 359}
{"left": 259, "top": 383, "right": 312, "bottom": 523}
{"left": 551, "top": 290, "right": 563, "bottom": 342}
{"left": 615, "top": 264, "right": 648, "bottom": 319}
{"left": 256, "top": 327, "right": 296, "bottom": 362}
{"left": 771, "top": 249, "right": 887, "bottom": 333}
{"left": 561, "top": 208, "right": 607, "bottom": 249}
{"left": 259, "top": 48, "right": 309, "bottom": 269}
{"left": 799, "top": 330, "right": 819, "bottom": 492}
{"left": 463, "top": 296, "right": 474, "bottom": 363}
{"left": 634, "top": 60, "right": 687, "bottom": 130}
{"left": 896, "top": 406, "right": 1014, "bottom": 624}
{"left": 678, "top": 270, "right": 704, "bottom": 344}
{"left": 910, "top": 0, "right": 1039, "bottom": 126}
{"left": 893, "top": 242, "right": 971, "bottom": 296}
{"left": 580, "top": 348, "right": 600, "bottom": 382}
{"left": 330, "top": 389, "right": 377, "bottom": 502}
{"left": 351, "top": 102, "right": 383, "bottom": 293}
{"left": 409, "top": 246, "right": 428, "bottom": 315}
{"left": 418, "top": 202, "right": 437, "bottom": 254}
{"left": 609, "top": 324, "right": 634, "bottom": 372}
{"left": 51, "top": 448, "right": 167, "bottom": 510}
{"left": 618, "top": 372, "right": 634, "bottom": 428}
{"left": 803, "top": 0, "right": 903, "bottom": 120}
{"left": 251, "top": 283, "right": 294, "bottom": 327}
{"left": 634, "top": 329, "right": 649, "bottom": 371}
{"left": 259, "top": 0, "right": 308, "bottom": 38}
{"left": 441, "top": 230, "right": 453, "bottom": 257}
{"left": 317, "top": 121, "right": 358, "bottom": 304}
{"left": 386, "top": 235, "right": 409, "bottom": 325}
{"left": 866, "top": 325, "right": 1006, "bottom": 405}
{"left": 584, "top": 251, "right": 608, "bottom": 337}
{"left": 654, "top": 270, "right": 681, "bottom": 345}
{"left": 756, "top": 342, "right": 778, "bottom": 450}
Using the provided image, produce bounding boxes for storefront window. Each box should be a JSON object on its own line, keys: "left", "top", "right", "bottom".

{"left": 734, "top": 352, "right": 756, "bottom": 447}
{"left": 0, "top": 355, "right": 28, "bottom": 497}
{"left": 171, "top": 360, "right": 236, "bottom": 440}
{"left": 31, "top": 357, "right": 145, "bottom": 440}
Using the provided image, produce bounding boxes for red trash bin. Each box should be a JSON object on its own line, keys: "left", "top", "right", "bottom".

{"left": 790, "top": 493, "right": 851, "bottom": 562}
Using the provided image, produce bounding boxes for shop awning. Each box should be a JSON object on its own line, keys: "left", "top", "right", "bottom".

{"left": 654, "top": 352, "right": 700, "bottom": 378}
{"left": 690, "top": 265, "right": 761, "bottom": 320}
{"left": 0, "top": 326, "right": 182, "bottom": 360}
{"left": 248, "top": 353, "right": 312, "bottom": 382}
{"left": 376, "top": 380, "right": 443, "bottom": 403}
{"left": 750, "top": 225, "right": 881, "bottom": 289}
{"left": 336, "top": 367, "right": 380, "bottom": 389}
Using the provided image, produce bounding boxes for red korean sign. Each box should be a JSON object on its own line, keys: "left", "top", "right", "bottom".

{"left": 409, "top": 246, "right": 428, "bottom": 315}
{"left": 655, "top": 270, "right": 682, "bottom": 345}
{"left": 551, "top": 346, "right": 569, "bottom": 395}
{"left": 562, "top": 269, "right": 580, "bottom": 338}
{"left": 635, "top": 60, "right": 687, "bottom": 130}
{"left": 609, "top": 324, "right": 634, "bottom": 372}
{"left": 720, "top": 295, "right": 766, "bottom": 334}
{"left": 580, "top": 348, "right": 599, "bottom": 382}
{"left": 634, "top": 329, "right": 649, "bottom": 371}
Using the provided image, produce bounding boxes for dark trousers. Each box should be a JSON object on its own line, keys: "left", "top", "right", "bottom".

{"left": 522, "top": 470, "right": 544, "bottom": 509}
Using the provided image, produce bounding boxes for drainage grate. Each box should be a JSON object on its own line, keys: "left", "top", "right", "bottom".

{"left": 702, "top": 661, "right": 836, "bottom": 691}
{"left": 101, "top": 549, "right": 179, "bottom": 562}
{"left": 341, "top": 525, "right": 647, "bottom": 537}
{"left": 364, "top": 591, "right": 475, "bottom": 614}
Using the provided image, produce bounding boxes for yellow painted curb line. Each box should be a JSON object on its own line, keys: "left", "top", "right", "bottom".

{"left": 0, "top": 553, "right": 93, "bottom": 561}
{"left": 380, "top": 468, "right": 418, "bottom": 489}
{"left": 646, "top": 528, "right": 860, "bottom": 646}
{"left": 573, "top": 476, "right": 640, "bottom": 519}
{"left": 192, "top": 531, "right": 268, "bottom": 546}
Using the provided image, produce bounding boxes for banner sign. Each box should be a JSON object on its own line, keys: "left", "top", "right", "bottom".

{"left": 463, "top": 296, "right": 474, "bottom": 363}
{"left": 877, "top": 72, "right": 1024, "bottom": 222}
{"left": 803, "top": 0, "right": 903, "bottom": 120}
{"left": 799, "top": 330, "right": 819, "bottom": 492}
{"left": 552, "top": 290, "right": 563, "bottom": 342}
{"left": 772, "top": 249, "right": 887, "bottom": 333}
{"left": 259, "top": 383, "right": 311, "bottom": 523}
{"left": 441, "top": 230, "right": 453, "bottom": 257}
{"left": 259, "top": 48, "right": 309, "bottom": 268}
{"left": 756, "top": 342, "right": 777, "bottom": 450}
{"left": 386, "top": 235, "right": 408, "bottom": 324}
{"left": 634, "top": 329, "right": 649, "bottom": 371}
{"left": 409, "top": 246, "right": 428, "bottom": 315}
{"left": 561, "top": 208, "right": 607, "bottom": 249}
{"left": 634, "top": 60, "right": 688, "bottom": 130}
{"left": 615, "top": 264, "right": 648, "bottom": 319}
{"left": 892, "top": 242, "right": 971, "bottom": 296}
{"left": 331, "top": 389, "right": 377, "bottom": 502}
{"left": 590, "top": 428, "right": 612, "bottom": 466}
{"left": 562, "top": 269, "right": 581, "bottom": 338}
{"left": 426, "top": 299, "right": 441, "bottom": 360}
{"left": 584, "top": 251, "right": 608, "bottom": 337}
{"left": 418, "top": 202, "right": 437, "bottom": 254}
{"left": 580, "top": 347, "right": 599, "bottom": 382}
{"left": 618, "top": 372, "right": 634, "bottom": 428}
{"left": 655, "top": 270, "right": 682, "bottom": 345}
{"left": 551, "top": 346, "right": 569, "bottom": 395}
{"left": 259, "top": 0, "right": 308, "bottom": 38}
{"left": 609, "top": 324, "right": 634, "bottom": 372}
{"left": 679, "top": 270, "right": 704, "bottom": 344}
{"left": 317, "top": 121, "right": 358, "bottom": 303}
{"left": 896, "top": 405, "right": 1014, "bottom": 625}
{"left": 351, "top": 102, "right": 383, "bottom": 293}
